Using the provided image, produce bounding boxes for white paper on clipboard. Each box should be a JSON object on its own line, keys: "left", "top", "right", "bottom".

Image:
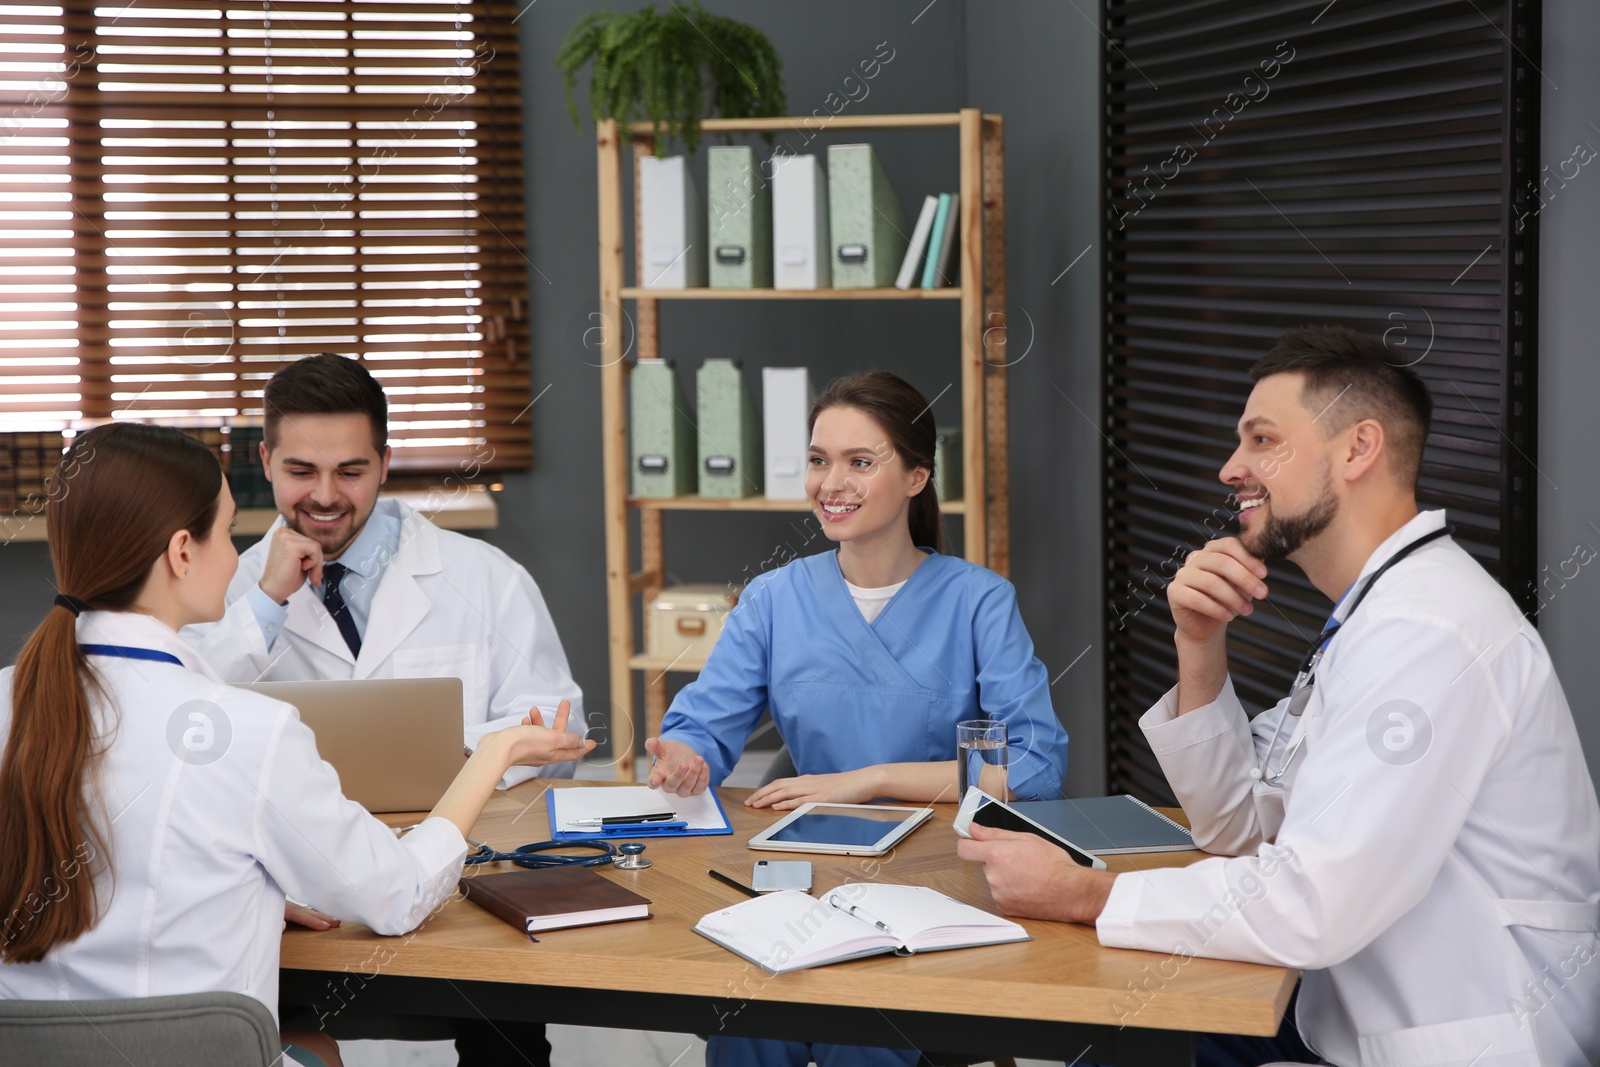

{"left": 548, "top": 786, "right": 730, "bottom": 834}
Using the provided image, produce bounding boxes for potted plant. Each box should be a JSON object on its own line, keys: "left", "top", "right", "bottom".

{"left": 557, "top": 2, "right": 787, "bottom": 155}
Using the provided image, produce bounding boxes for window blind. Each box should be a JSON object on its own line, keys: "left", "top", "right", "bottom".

{"left": 1101, "top": 0, "right": 1541, "bottom": 803}
{"left": 0, "top": 0, "right": 530, "bottom": 471}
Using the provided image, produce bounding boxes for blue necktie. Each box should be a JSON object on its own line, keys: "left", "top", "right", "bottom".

{"left": 320, "top": 562, "right": 362, "bottom": 658}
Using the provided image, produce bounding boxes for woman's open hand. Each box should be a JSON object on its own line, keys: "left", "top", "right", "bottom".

{"left": 499, "top": 700, "right": 595, "bottom": 766}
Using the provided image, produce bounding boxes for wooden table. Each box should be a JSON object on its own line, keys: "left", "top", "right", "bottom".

{"left": 280, "top": 784, "right": 1296, "bottom": 1064}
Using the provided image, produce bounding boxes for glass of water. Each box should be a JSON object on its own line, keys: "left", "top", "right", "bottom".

{"left": 956, "top": 719, "right": 1008, "bottom": 800}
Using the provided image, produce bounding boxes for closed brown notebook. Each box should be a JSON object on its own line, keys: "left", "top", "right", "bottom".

{"left": 459, "top": 866, "right": 652, "bottom": 937}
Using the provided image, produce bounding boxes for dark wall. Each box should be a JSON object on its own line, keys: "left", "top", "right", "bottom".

{"left": 962, "top": 2, "right": 1106, "bottom": 791}
{"left": 1536, "top": 0, "right": 1600, "bottom": 774}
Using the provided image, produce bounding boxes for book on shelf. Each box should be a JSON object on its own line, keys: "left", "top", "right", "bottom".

{"left": 226, "top": 424, "right": 274, "bottom": 510}
{"left": 459, "top": 866, "right": 652, "bottom": 938}
{"left": 0, "top": 431, "right": 66, "bottom": 514}
{"left": 895, "top": 195, "right": 940, "bottom": 290}
{"left": 920, "top": 194, "right": 953, "bottom": 289}
{"left": 930, "top": 192, "right": 960, "bottom": 288}
{"left": 694, "top": 883, "right": 1028, "bottom": 974}
{"left": 177, "top": 426, "right": 228, "bottom": 475}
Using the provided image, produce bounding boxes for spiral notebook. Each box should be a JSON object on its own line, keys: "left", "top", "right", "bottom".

{"left": 1009, "top": 795, "right": 1194, "bottom": 855}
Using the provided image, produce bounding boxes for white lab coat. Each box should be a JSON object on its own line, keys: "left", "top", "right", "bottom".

{"left": 185, "top": 499, "right": 585, "bottom": 788}
{"left": 0, "top": 611, "right": 466, "bottom": 1023}
{"left": 1097, "top": 511, "right": 1600, "bottom": 1066}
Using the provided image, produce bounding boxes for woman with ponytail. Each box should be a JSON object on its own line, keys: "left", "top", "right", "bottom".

{"left": 0, "top": 424, "right": 592, "bottom": 1067}
{"left": 648, "top": 372, "right": 1068, "bottom": 1065}
{"left": 652, "top": 371, "right": 1067, "bottom": 809}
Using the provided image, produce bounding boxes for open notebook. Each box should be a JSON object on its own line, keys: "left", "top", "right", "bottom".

{"left": 694, "top": 883, "right": 1028, "bottom": 973}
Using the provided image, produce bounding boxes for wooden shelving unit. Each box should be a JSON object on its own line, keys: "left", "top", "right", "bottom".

{"left": 597, "top": 110, "right": 1010, "bottom": 778}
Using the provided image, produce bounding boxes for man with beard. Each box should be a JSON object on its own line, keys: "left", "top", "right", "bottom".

{"left": 188, "top": 353, "right": 582, "bottom": 1066}
{"left": 960, "top": 327, "right": 1600, "bottom": 1066}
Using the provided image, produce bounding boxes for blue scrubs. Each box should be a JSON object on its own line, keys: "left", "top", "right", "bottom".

{"left": 662, "top": 548, "right": 1069, "bottom": 801}
{"left": 664, "top": 550, "right": 1071, "bottom": 1067}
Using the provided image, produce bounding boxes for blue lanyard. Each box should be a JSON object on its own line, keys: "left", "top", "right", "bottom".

{"left": 80, "top": 644, "right": 184, "bottom": 667}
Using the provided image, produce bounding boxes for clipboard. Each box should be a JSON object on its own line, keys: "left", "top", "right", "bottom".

{"left": 546, "top": 786, "right": 734, "bottom": 840}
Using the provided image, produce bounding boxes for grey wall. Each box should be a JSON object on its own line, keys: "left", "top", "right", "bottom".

{"left": 963, "top": 3, "right": 1106, "bottom": 792}
{"left": 0, "top": 2, "right": 1592, "bottom": 795}
{"left": 1536, "top": 0, "right": 1600, "bottom": 775}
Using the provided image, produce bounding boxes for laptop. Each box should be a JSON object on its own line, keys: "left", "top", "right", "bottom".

{"left": 241, "top": 677, "right": 466, "bottom": 813}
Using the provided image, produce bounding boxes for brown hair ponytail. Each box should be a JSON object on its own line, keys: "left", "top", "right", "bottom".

{"left": 0, "top": 423, "right": 222, "bottom": 963}
{"left": 809, "top": 371, "right": 944, "bottom": 554}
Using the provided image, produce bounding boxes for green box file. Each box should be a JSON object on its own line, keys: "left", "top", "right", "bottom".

{"left": 827, "top": 143, "right": 910, "bottom": 289}
{"left": 707, "top": 147, "right": 773, "bottom": 289}
{"left": 630, "top": 359, "right": 696, "bottom": 498}
{"left": 696, "top": 359, "right": 763, "bottom": 498}
{"left": 934, "top": 427, "right": 963, "bottom": 505}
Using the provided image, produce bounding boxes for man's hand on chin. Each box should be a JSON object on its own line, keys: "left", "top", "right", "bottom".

{"left": 956, "top": 823, "right": 1117, "bottom": 924}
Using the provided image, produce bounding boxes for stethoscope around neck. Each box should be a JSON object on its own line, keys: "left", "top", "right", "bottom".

{"left": 1253, "top": 526, "right": 1450, "bottom": 788}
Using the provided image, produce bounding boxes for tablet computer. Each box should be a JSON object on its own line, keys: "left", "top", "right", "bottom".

{"left": 951, "top": 788, "right": 1107, "bottom": 870}
{"left": 747, "top": 803, "right": 933, "bottom": 857}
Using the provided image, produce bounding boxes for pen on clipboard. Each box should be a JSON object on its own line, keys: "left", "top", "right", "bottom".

{"left": 572, "top": 812, "right": 678, "bottom": 827}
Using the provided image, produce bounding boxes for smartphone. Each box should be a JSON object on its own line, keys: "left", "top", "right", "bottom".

{"left": 751, "top": 859, "right": 813, "bottom": 892}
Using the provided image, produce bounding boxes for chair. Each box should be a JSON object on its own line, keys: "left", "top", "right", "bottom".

{"left": 756, "top": 743, "right": 798, "bottom": 786}
{"left": 0, "top": 990, "right": 279, "bottom": 1066}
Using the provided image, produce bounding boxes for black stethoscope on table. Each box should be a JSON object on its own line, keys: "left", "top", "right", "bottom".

{"left": 1254, "top": 526, "right": 1450, "bottom": 787}
{"left": 460, "top": 838, "right": 652, "bottom": 871}
{"left": 462, "top": 839, "right": 618, "bottom": 869}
